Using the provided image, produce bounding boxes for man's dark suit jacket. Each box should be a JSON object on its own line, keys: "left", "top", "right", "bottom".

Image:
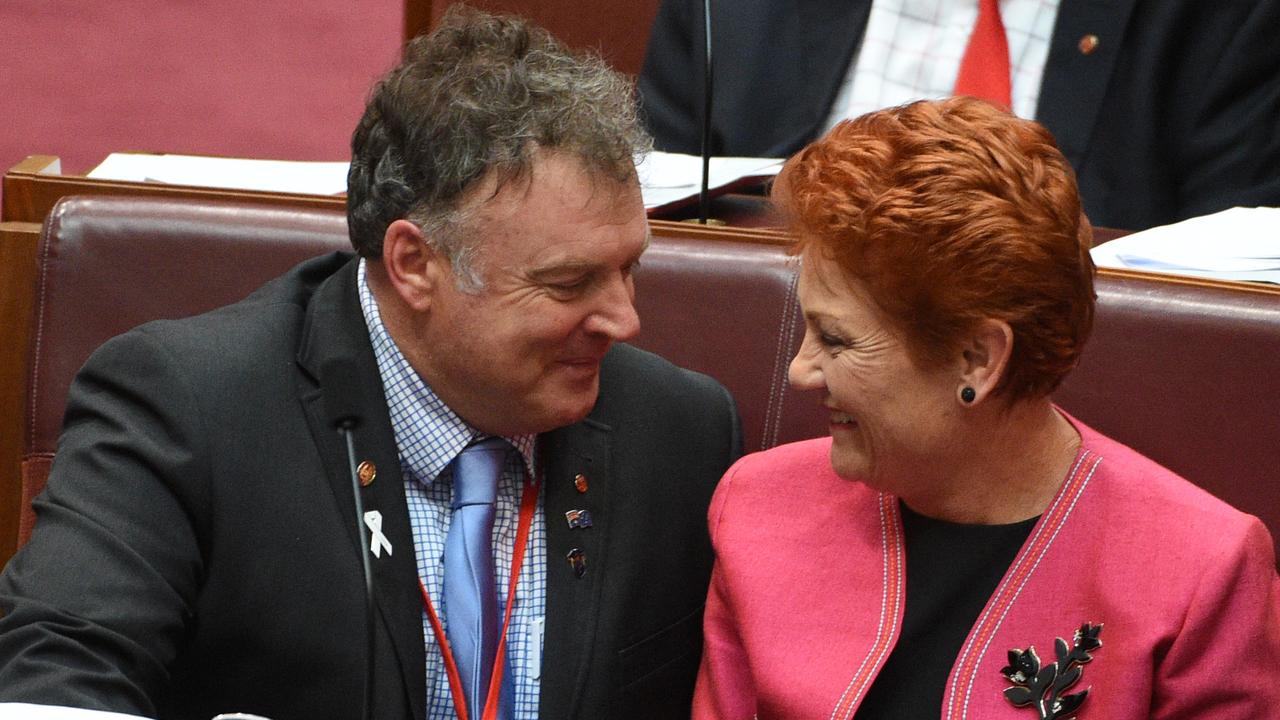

{"left": 639, "top": 0, "right": 1280, "bottom": 231}
{"left": 0, "top": 254, "right": 742, "bottom": 719}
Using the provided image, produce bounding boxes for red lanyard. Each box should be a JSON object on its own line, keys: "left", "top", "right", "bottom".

{"left": 418, "top": 477, "right": 541, "bottom": 720}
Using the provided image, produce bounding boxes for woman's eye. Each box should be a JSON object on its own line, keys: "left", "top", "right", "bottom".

{"left": 818, "top": 332, "right": 846, "bottom": 348}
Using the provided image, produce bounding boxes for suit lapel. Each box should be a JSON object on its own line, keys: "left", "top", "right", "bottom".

{"left": 1036, "top": 0, "right": 1141, "bottom": 168}
{"left": 296, "top": 258, "right": 427, "bottom": 720}
{"left": 537, "top": 417, "right": 615, "bottom": 719}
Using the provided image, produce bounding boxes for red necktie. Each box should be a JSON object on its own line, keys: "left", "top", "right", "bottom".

{"left": 954, "top": 0, "right": 1012, "bottom": 109}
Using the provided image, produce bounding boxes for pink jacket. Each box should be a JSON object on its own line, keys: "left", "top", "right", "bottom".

{"left": 693, "top": 419, "right": 1280, "bottom": 719}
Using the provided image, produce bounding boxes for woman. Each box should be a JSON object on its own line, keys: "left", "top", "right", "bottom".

{"left": 692, "top": 97, "right": 1280, "bottom": 719}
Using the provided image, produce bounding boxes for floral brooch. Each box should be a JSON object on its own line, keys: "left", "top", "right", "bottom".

{"left": 1000, "top": 623, "right": 1103, "bottom": 720}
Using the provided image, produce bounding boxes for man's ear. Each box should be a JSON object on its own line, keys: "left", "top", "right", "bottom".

{"left": 378, "top": 219, "right": 448, "bottom": 312}
{"left": 958, "top": 319, "right": 1014, "bottom": 405}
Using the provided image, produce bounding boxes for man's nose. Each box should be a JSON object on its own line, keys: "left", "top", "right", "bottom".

{"left": 586, "top": 275, "right": 641, "bottom": 341}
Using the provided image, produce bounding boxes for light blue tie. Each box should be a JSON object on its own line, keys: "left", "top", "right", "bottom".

{"left": 444, "top": 437, "right": 513, "bottom": 720}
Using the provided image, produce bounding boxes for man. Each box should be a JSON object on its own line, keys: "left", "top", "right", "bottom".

{"left": 639, "top": 0, "right": 1280, "bottom": 231}
{"left": 0, "top": 8, "right": 741, "bottom": 720}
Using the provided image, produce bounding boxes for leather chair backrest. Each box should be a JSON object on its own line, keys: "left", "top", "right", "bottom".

{"left": 1056, "top": 271, "right": 1280, "bottom": 553}
{"left": 21, "top": 196, "right": 1280, "bottom": 567}
{"left": 20, "top": 196, "right": 821, "bottom": 545}
{"left": 22, "top": 197, "right": 351, "bottom": 543}
{"left": 633, "top": 234, "right": 825, "bottom": 452}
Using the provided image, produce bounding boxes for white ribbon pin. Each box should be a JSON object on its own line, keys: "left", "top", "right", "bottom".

{"left": 363, "top": 510, "right": 393, "bottom": 558}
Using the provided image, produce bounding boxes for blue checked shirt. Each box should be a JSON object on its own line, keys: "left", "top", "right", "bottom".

{"left": 358, "top": 260, "right": 546, "bottom": 719}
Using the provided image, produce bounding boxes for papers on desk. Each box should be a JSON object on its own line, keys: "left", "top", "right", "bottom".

{"left": 85, "top": 150, "right": 784, "bottom": 211}
{"left": 637, "top": 152, "right": 783, "bottom": 212}
{"left": 88, "top": 153, "right": 349, "bottom": 195}
{"left": 1091, "top": 206, "right": 1280, "bottom": 283}
{"left": 0, "top": 703, "right": 149, "bottom": 719}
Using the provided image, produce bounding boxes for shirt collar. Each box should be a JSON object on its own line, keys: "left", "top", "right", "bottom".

{"left": 357, "top": 259, "right": 537, "bottom": 485}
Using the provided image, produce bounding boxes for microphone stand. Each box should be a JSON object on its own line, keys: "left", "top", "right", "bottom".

{"left": 697, "top": 0, "right": 714, "bottom": 225}
{"left": 324, "top": 359, "right": 376, "bottom": 720}
{"left": 339, "top": 419, "right": 376, "bottom": 720}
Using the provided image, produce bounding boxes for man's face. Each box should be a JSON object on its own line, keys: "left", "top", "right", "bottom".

{"left": 414, "top": 151, "right": 648, "bottom": 436}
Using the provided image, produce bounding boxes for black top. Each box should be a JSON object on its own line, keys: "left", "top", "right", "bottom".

{"left": 855, "top": 502, "right": 1038, "bottom": 718}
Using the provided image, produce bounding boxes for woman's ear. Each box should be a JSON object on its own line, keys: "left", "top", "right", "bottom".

{"left": 958, "top": 319, "right": 1014, "bottom": 405}
{"left": 377, "top": 219, "right": 448, "bottom": 312}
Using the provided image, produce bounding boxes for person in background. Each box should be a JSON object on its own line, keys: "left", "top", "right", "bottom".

{"left": 693, "top": 96, "right": 1280, "bottom": 719}
{"left": 639, "top": 0, "right": 1280, "bottom": 231}
{"left": 0, "top": 8, "right": 740, "bottom": 719}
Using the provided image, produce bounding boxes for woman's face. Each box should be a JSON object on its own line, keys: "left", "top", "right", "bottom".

{"left": 788, "top": 250, "right": 963, "bottom": 491}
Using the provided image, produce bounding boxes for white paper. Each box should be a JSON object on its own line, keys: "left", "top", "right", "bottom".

{"left": 636, "top": 151, "right": 783, "bottom": 209}
{"left": 88, "top": 153, "right": 349, "bottom": 195}
{"left": 86, "top": 150, "right": 785, "bottom": 210}
{"left": 1091, "top": 206, "right": 1280, "bottom": 283}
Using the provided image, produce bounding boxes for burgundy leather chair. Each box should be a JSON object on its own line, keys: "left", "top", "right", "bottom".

{"left": 19, "top": 197, "right": 351, "bottom": 546}
{"left": 15, "top": 195, "right": 1280, "bottom": 568}
{"left": 15, "top": 196, "right": 820, "bottom": 550}
{"left": 1056, "top": 271, "right": 1280, "bottom": 549}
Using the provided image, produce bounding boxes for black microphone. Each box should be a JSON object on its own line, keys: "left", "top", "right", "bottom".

{"left": 322, "top": 359, "right": 375, "bottom": 720}
{"left": 697, "top": 0, "right": 714, "bottom": 224}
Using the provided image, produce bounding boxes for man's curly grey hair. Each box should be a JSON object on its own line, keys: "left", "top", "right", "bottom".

{"left": 345, "top": 5, "right": 651, "bottom": 289}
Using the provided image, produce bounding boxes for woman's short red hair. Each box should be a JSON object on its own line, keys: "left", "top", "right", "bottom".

{"left": 774, "top": 97, "right": 1096, "bottom": 401}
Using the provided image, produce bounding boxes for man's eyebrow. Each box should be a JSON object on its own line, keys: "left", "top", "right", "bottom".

{"left": 527, "top": 261, "right": 602, "bottom": 281}
{"left": 527, "top": 233, "right": 651, "bottom": 281}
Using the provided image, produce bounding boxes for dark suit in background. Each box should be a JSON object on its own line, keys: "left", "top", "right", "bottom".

{"left": 639, "top": 0, "right": 1280, "bottom": 231}
{"left": 0, "top": 255, "right": 740, "bottom": 719}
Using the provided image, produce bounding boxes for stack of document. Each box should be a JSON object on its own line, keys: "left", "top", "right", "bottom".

{"left": 636, "top": 152, "right": 783, "bottom": 212}
{"left": 88, "top": 153, "right": 349, "bottom": 196}
{"left": 1091, "top": 206, "right": 1280, "bottom": 283}
{"left": 86, "top": 151, "right": 784, "bottom": 213}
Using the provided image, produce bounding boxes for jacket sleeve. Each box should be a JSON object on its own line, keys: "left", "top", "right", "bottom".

{"left": 1173, "top": 0, "right": 1280, "bottom": 220}
{"left": 0, "top": 326, "right": 210, "bottom": 716}
{"left": 1150, "top": 516, "right": 1280, "bottom": 717}
{"left": 692, "top": 462, "right": 758, "bottom": 719}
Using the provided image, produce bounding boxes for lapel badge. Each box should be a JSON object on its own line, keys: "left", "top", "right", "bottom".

{"left": 356, "top": 460, "right": 377, "bottom": 487}
{"left": 1001, "top": 622, "right": 1103, "bottom": 719}
{"left": 363, "top": 510, "right": 393, "bottom": 558}
{"left": 566, "top": 548, "right": 587, "bottom": 578}
{"left": 565, "top": 509, "right": 593, "bottom": 530}
{"left": 573, "top": 473, "right": 589, "bottom": 493}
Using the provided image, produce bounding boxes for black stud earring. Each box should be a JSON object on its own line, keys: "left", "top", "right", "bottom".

{"left": 960, "top": 386, "right": 976, "bottom": 403}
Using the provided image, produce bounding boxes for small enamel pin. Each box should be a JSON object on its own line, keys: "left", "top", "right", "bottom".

{"left": 1001, "top": 622, "right": 1103, "bottom": 720}
{"left": 356, "top": 460, "right": 377, "bottom": 487}
{"left": 566, "top": 548, "right": 587, "bottom": 578}
{"left": 565, "top": 508, "right": 593, "bottom": 530}
{"left": 573, "top": 473, "right": 589, "bottom": 493}
{"left": 363, "top": 510, "right": 393, "bottom": 558}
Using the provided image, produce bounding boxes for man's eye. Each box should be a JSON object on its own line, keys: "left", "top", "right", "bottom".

{"left": 548, "top": 277, "right": 590, "bottom": 293}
